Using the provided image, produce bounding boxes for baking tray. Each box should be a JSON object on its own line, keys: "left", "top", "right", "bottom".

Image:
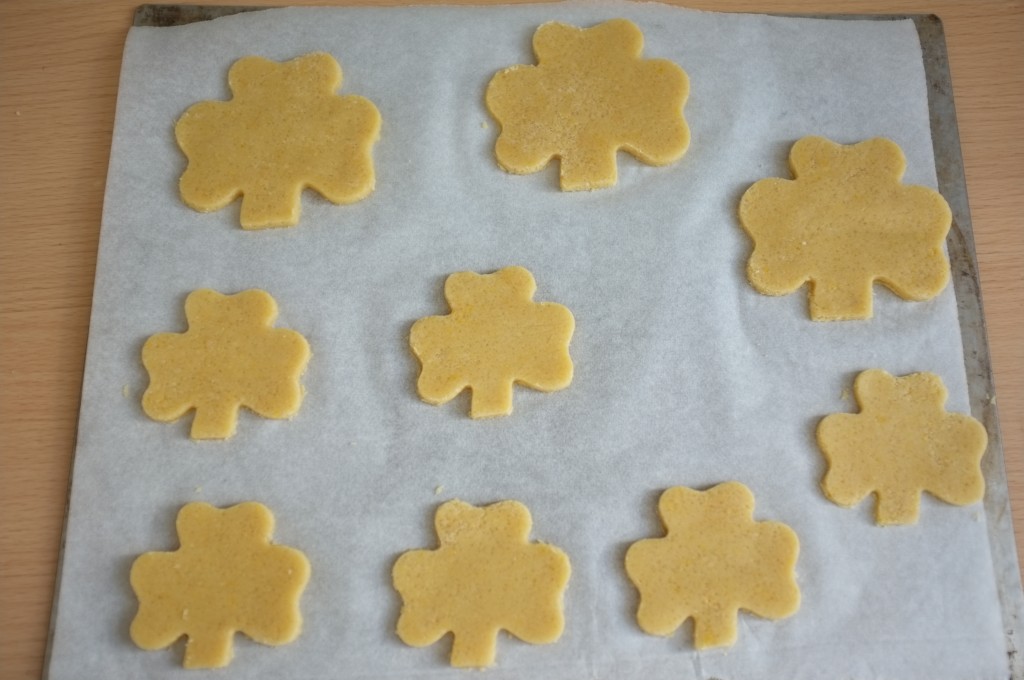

{"left": 42, "top": 5, "right": 1024, "bottom": 678}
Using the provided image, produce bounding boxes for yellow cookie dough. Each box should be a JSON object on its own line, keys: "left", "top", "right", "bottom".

{"left": 818, "top": 369, "right": 987, "bottom": 525}
{"left": 739, "top": 136, "right": 951, "bottom": 320}
{"left": 392, "top": 500, "right": 571, "bottom": 667}
{"left": 142, "top": 289, "right": 310, "bottom": 440}
{"left": 176, "top": 52, "right": 381, "bottom": 229}
{"left": 409, "top": 266, "right": 574, "bottom": 418}
{"left": 486, "top": 19, "right": 690, "bottom": 191}
{"left": 130, "top": 502, "right": 310, "bottom": 669}
{"left": 625, "top": 482, "right": 800, "bottom": 649}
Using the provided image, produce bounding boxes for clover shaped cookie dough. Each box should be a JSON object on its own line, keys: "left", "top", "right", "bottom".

{"left": 393, "top": 500, "right": 571, "bottom": 668}
{"left": 142, "top": 289, "right": 310, "bottom": 440}
{"left": 409, "top": 266, "right": 574, "bottom": 418}
{"left": 818, "top": 369, "right": 987, "bottom": 525}
{"left": 625, "top": 483, "right": 800, "bottom": 650}
{"left": 130, "top": 502, "right": 310, "bottom": 669}
{"left": 176, "top": 52, "right": 381, "bottom": 229}
{"left": 486, "top": 19, "right": 690, "bottom": 191}
{"left": 739, "top": 136, "right": 951, "bottom": 320}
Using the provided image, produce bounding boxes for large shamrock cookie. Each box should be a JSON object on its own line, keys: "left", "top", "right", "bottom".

{"left": 176, "top": 52, "right": 381, "bottom": 228}
{"left": 486, "top": 19, "right": 690, "bottom": 191}
{"left": 818, "top": 369, "right": 987, "bottom": 525}
{"left": 142, "top": 289, "right": 310, "bottom": 439}
{"left": 392, "top": 500, "right": 571, "bottom": 667}
{"left": 739, "top": 136, "right": 951, "bottom": 320}
{"left": 625, "top": 482, "right": 800, "bottom": 649}
{"left": 130, "top": 502, "right": 310, "bottom": 669}
{"left": 409, "top": 266, "right": 574, "bottom": 418}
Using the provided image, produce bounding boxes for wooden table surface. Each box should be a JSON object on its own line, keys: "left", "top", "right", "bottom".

{"left": 1, "top": 1, "right": 1020, "bottom": 677}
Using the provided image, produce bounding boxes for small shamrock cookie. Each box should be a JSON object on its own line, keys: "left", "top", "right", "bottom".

{"left": 176, "top": 52, "right": 381, "bottom": 229}
{"left": 486, "top": 19, "right": 690, "bottom": 191}
{"left": 625, "top": 482, "right": 800, "bottom": 649}
{"left": 409, "top": 266, "right": 574, "bottom": 418}
{"left": 130, "top": 502, "right": 310, "bottom": 669}
{"left": 392, "top": 500, "right": 571, "bottom": 667}
{"left": 142, "top": 289, "right": 310, "bottom": 440}
{"left": 818, "top": 369, "right": 987, "bottom": 525}
{"left": 739, "top": 136, "right": 951, "bottom": 320}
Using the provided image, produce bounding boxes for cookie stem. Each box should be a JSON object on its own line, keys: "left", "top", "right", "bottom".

{"left": 469, "top": 379, "right": 513, "bottom": 418}
{"left": 874, "top": 489, "right": 920, "bottom": 525}
{"left": 183, "top": 628, "right": 234, "bottom": 669}
{"left": 692, "top": 608, "right": 737, "bottom": 650}
{"left": 450, "top": 628, "right": 496, "bottom": 668}
{"left": 559, "top": 146, "right": 618, "bottom": 191}
{"left": 808, "top": 275, "right": 874, "bottom": 320}
{"left": 190, "top": 401, "right": 238, "bottom": 439}
{"left": 239, "top": 184, "right": 301, "bottom": 229}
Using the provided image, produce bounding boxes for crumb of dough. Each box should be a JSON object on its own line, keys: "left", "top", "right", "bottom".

{"left": 625, "top": 482, "right": 800, "bottom": 649}
{"left": 486, "top": 19, "right": 689, "bottom": 191}
{"left": 393, "top": 500, "right": 570, "bottom": 667}
{"left": 175, "top": 52, "right": 381, "bottom": 229}
{"left": 818, "top": 369, "right": 987, "bottom": 525}
{"left": 739, "top": 136, "right": 951, "bottom": 320}
{"left": 142, "top": 289, "right": 310, "bottom": 440}
{"left": 129, "top": 502, "right": 310, "bottom": 669}
{"left": 434, "top": 485, "right": 444, "bottom": 495}
{"left": 410, "top": 266, "right": 574, "bottom": 418}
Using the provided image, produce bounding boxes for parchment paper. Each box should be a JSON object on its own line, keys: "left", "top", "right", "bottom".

{"left": 47, "top": 3, "right": 1011, "bottom": 678}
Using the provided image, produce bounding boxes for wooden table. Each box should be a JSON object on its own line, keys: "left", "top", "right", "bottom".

{"left": 1, "top": 1, "right": 1020, "bottom": 676}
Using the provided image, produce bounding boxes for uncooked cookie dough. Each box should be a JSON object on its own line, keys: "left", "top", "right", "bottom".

{"left": 625, "top": 482, "right": 800, "bottom": 649}
{"left": 129, "top": 502, "right": 311, "bottom": 669}
{"left": 142, "top": 289, "right": 310, "bottom": 440}
{"left": 176, "top": 52, "right": 381, "bottom": 229}
{"left": 818, "top": 369, "right": 987, "bottom": 525}
{"left": 486, "top": 19, "right": 690, "bottom": 191}
{"left": 739, "top": 136, "right": 951, "bottom": 320}
{"left": 409, "top": 266, "right": 574, "bottom": 418}
{"left": 392, "top": 500, "right": 571, "bottom": 667}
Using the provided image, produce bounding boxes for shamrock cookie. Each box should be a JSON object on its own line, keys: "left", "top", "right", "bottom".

{"left": 486, "top": 19, "right": 690, "bottom": 190}
{"left": 818, "top": 369, "right": 987, "bottom": 525}
{"left": 625, "top": 482, "right": 800, "bottom": 649}
{"left": 142, "top": 289, "right": 310, "bottom": 439}
{"left": 409, "top": 266, "right": 574, "bottom": 418}
{"left": 393, "top": 500, "right": 571, "bottom": 667}
{"left": 176, "top": 52, "right": 381, "bottom": 228}
{"left": 739, "top": 136, "right": 951, "bottom": 320}
{"left": 130, "top": 502, "right": 310, "bottom": 669}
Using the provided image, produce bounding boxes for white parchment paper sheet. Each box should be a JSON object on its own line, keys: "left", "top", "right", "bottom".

{"left": 48, "top": 3, "right": 1009, "bottom": 678}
